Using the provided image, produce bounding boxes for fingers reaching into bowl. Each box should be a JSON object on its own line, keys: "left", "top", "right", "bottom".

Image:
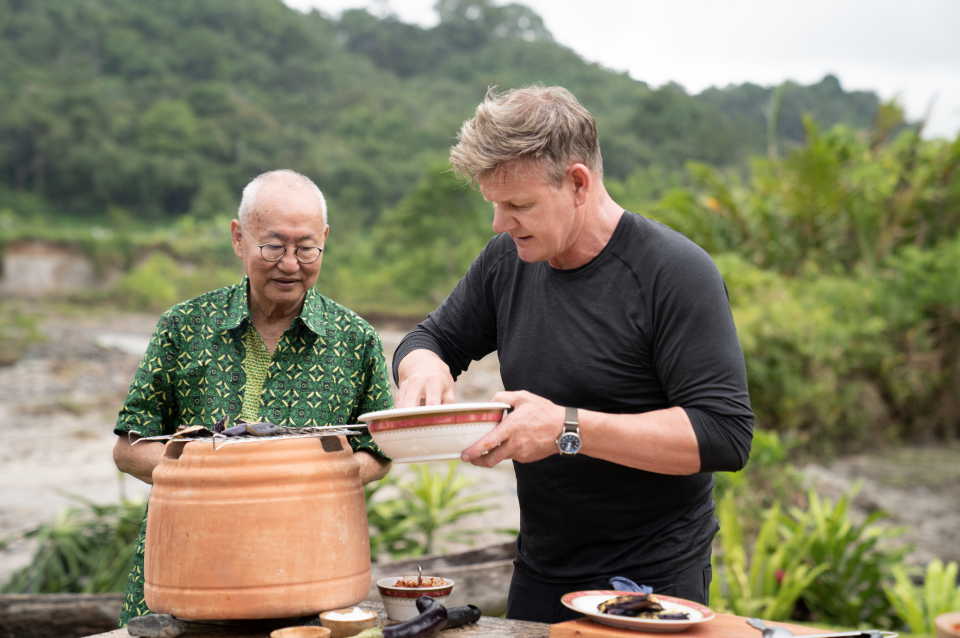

{"left": 396, "top": 350, "right": 457, "bottom": 408}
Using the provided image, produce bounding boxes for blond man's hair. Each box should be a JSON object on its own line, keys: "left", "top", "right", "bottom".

{"left": 449, "top": 85, "right": 603, "bottom": 187}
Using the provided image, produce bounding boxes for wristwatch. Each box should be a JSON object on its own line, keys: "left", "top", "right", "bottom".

{"left": 556, "top": 406, "right": 582, "bottom": 456}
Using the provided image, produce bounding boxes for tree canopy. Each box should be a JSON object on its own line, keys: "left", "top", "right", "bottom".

{"left": 0, "top": 0, "right": 883, "bottom": 227}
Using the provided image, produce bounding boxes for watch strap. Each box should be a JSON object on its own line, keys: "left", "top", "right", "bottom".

{"left": 564, "top": 406, "right": 578, "bottom": 433}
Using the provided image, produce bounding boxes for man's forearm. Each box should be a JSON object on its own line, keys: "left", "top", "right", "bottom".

{"left": 578, "top": 406, "right": 701, "bottom": 474}
{"left": 462, "top": 390, "right": 702, "bottom": 474}
{"left": 113, "top": 435, "right": 165, "bottom": 485}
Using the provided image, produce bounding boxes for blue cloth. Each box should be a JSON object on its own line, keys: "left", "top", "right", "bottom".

{"left": 609, "top": 576, "right": 653, "bottom": 594}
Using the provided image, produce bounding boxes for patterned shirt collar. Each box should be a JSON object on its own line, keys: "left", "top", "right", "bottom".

{"left": 223, "top": 276, "right": 326, "bottom": 336}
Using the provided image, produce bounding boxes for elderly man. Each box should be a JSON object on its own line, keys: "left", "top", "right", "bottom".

{"left": 112, "top": 169, "right": 392, "bottom": 626}
{"left": 393, "top": 87, "right": 754, "bottom": 623}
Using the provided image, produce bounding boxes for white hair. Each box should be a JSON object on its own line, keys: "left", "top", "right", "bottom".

{"left": 237, "top": 169, "right": 328, "bottom": 227}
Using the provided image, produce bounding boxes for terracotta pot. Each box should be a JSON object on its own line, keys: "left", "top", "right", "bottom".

{"left": 144, "top": 436, "right": 370, "bottom": 620}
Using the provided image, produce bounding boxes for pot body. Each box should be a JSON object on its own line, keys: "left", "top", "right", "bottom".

{"left": 144, "top": 436, "right": 370, "bottom": 620}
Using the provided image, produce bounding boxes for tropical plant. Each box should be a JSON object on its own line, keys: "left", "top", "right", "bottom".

{"left": 365, "top": 462, "right": 496, "bottom": 560}
{"left": 884, "top": 559, "right": 960, "bottom": 634}
{"left": 365, "top": 474, "right": 420, "bottom": 560}
{"left": 710, "top": 493, "right": 828, "bottom": 620}
{"left": 1, "top": 494, "right": 146, "bottom": 594}
{"left": 783, "top": 489, "right": 909, "bottom": 628}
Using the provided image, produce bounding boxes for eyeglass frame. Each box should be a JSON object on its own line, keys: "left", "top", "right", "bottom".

{"left": 240, "top": 223, "right": 324, "bottom": 264}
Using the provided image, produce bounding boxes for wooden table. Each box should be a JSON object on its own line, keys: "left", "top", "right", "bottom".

{"left": 549, "top": 613, "right": 830, "bottom": 638}
{"left": 83, "top": 602, "right": 830, "bottom": 638}
{"left": 82, "top": 601, "right": 550, "bottom": 638}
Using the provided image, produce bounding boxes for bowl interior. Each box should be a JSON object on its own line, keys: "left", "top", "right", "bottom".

{"left": 376, "top": 576, "right": 454, "bottom": 593}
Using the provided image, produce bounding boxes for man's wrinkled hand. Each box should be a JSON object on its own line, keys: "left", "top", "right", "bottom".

{"left": 461, "top": 390, "right": 564, "bottom": 468}
{"left": 396, "top": 349, "right": 456, "bottom": 408}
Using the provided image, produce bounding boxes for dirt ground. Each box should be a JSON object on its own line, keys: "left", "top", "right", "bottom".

{"left": 0, "top": 308, "right": 957, "bottom": 586}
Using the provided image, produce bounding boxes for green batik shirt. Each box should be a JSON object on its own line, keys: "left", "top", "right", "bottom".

{"left": 113, "top": 278, "right": 393, "bottom": 626}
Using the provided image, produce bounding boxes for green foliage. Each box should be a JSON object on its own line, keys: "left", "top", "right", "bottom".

{"left": 711, "top": 493, "right": 829, "bottom": 620}
{"left": 884, "top": 560, "right": 960, "bottom": 634}
{"left": 0, "top": 0, "right": 881, "bottom": 226}
{"left": 0, "top": 300, "right": 44, "bottom": 366}
{"left": 713, "top": 429, "right": 805, "bottom": 531}
{"left": 621, "top": 113, "right": 960, "bottom": 451}
{"left": 784, "top": 489, "right": 909, "bottom": 628}
{"left": 712, "top": 488, "right": 910, "bottom": 628}
{"left": 365, "top": 474, "right": 419, "bottom": 559}
{"left": 649, "top": 105, "right": 960, "bottom": 274}
{"left": 365, "top": 462, "right": 496, "bottom": 560}
{"left": 113, "top": 250, "right": 239, "bottom": 312}
{"left": 371, "top": 165, "right": 492, "bottom": 304}
{"left": 1, "top": 495, "right": 146, "bottom": 594}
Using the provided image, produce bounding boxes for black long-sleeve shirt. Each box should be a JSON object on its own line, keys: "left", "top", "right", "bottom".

{"left": 393, "top": 211, "right": 754, "bottom": 582}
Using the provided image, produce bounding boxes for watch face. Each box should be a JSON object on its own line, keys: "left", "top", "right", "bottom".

{"left": 558, "top": 433, "right": 581, "bottom": 454}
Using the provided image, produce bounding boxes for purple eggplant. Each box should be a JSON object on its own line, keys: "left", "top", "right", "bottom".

{"left": 245, "top": 421, "right": 280, "bottom": 436}
{"left": 442, "top": 605, "right": 481, "bottom": 628}
{"left": 383, "top": 596, "right": 447, "bottom": 638}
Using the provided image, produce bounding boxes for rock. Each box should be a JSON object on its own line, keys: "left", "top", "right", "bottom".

{"left": 127, "top": 613, "right": 190, "bottom": 638}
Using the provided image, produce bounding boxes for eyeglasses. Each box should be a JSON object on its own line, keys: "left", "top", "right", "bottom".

{"left": 256, "top": 242, "right": 322, "bottom": 264}
{"left": 241, "top": 224, "right": 323, "bottom": 264}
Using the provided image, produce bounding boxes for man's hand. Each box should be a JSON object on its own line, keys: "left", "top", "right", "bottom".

{"left": 461, "top": 390, "right": 563, "bottom": 468}
{"left": 396, "top": 349, "right": 456, "bottom": 407}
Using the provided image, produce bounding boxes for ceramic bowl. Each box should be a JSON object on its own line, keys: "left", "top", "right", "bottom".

{"left": 936, "top": 612, "right": 960, "bottom": 638}
{"left": 376, "top": 576, "right": 455, "bottom": 621}
{"left": 319, "top": 607, "right": 378, "bottom": 638}
{"left": 270, "top": 627, "right": 331, "bottom": 638}
{"left": 358, "top": 403, "right": 510, "bottom": 463}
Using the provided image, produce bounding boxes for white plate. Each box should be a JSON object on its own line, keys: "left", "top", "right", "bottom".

{"left": 561, "top": 591, "right": 715, "bottom": 633}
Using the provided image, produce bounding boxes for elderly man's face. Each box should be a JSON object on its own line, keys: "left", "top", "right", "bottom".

{"left": 230, "top": 183, "right": 329, "bottom": 313}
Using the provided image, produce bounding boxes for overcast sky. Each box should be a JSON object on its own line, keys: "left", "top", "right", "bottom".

{"left": 284, "top": 0, "right": 960, "bottom": 139}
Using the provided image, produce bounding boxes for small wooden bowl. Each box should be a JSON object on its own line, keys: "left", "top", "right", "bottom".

{"left": 319, "top": 607, "right": 378, "bottom": 638}
{"left": 270, "top": 627, "right": 332, "bottom": 638}
{"left": 936, "top": 612, "right": 960, "bottom": 638}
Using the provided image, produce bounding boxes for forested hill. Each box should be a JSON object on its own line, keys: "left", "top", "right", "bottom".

{"left": 1, "top": 0, "right": 881, "bottom": 226}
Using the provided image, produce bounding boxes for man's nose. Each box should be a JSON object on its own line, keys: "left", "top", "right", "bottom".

{"left": 491, "top": 206, "right": 514, "bottom": 234}
{"left": 277, "top": 249, "right": 300, "bottom": 271}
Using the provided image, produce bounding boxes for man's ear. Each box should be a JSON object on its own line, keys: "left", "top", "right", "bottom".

{"left": 230, "top": 219, "right": 244, "bottom": 258}
{"left": 568, "top": 164, "right": 592, "bottom": 207}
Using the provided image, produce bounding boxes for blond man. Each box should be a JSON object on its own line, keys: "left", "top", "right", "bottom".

{"left": 393, "top": 87, "right": 754, "bottom": 623}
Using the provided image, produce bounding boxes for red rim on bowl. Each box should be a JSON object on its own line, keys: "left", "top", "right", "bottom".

{"left": 376, "top": 577, "right": 454, "bottom": 599}
{"left": 359, "top": 403, "right": 511, "bottom": 433}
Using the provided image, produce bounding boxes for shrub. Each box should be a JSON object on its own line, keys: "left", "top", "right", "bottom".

{"left": 784, "top": 489, "right": 909, "bottom": 628}
{"left": 1, "top": 495, "right": 146, "bottom": 594}
{"left": 0, "top": 301, "right": 44, "bottom": 366}
{"left": 113, "top": 251, "right": 239, "bottom": 312}
{"left": 366, "top": 461, "right": 496, "bottom": 560}
{"left": 884, "top": 559, "right": 960, "bottom": 634}
{"left": 710, "top": 493, "right": 829, "bottom": 621}
{"left": 711, "top": 487, "right": 910, "bottom": 627}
